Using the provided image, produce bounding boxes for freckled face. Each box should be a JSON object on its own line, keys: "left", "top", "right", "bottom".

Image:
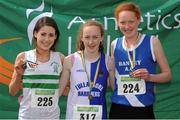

{"left": 118, "top": 11, "right": 140, "bottom": 39}
{"left": 82, "top": 26, "right": 103, "bottom": 54}
{"left": 34, "top": 26, "right": 57, "bottom": 51}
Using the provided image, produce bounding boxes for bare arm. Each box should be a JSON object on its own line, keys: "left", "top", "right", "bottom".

{"left": 9, "top": 52, "right": 25, "bottom": 96}
{"left": 149, "top": 37, "right": 172, "bottom": 83}
{"left": 132, "top": 37, "right": 172, "bottom": 83}
{"left": 59, "top": 55, "right": 72, "bottom": 96}
{"left": 108, "top": 40, "right": 116, "bottom": 90}
{"left": 107, "top": 56, "right": 115, "bottom": 91}
{"left": 111, "top": 40, "right": 116, "bottom": 58}
{"left": 59, "top": 53, "right": 65, "bottom": 66}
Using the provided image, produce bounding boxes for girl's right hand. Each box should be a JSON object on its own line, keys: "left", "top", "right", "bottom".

{"left": 15, "top": 59, "right": 26, "bottom": 75}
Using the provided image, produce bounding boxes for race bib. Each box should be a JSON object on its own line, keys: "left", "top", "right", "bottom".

{"left": 117, "top": 75, "right": 146, "bottom": 95}
{"left": 73, "top": 105, "right": 102, "bottom": 120}
{"left": 31, "top": 89, "right": 58, "bottom": 108}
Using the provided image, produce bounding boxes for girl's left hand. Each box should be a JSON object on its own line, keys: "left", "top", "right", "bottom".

{"left": 130, "top": 68, "right": 150, "bottom": 81}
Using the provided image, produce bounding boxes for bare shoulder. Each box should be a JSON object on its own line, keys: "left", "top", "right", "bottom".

{"left": 111, "top": 39, "right": 117, "bottom": 57}
{"left": 111, "top": 39, "right": 116, "bottom": 47}
{"left": 15, "top": 52, "right": 25, "bottom": 63}
{"left": 65, "top": 54, "right": 74, "bottom": 63}
{"left": 152, "top": 36, "right": 164, "bottom": 54}
{"left": 63, "top": 54, "right": 74, "bottom": 70}
{"left": 59, "top": 52, "right": 65, "bottom": 63}
{"left": 152, "top": 36, "right": 161, "bottom": 46}
{"left": 107, "top": 55, "right": 114, "bottom": 70}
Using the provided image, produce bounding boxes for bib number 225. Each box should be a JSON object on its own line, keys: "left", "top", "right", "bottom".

{"left": 37, "top": 97, "right": 53, "bottom": 106}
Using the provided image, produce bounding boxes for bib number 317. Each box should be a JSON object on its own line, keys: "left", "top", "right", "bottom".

{"left": 79, "top": 113, "right": 96, "bottom": 120}
{"left": 73, "top": 105, "right": 102, "bottom": 120}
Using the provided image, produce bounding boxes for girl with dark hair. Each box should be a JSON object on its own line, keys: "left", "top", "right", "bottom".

{"left": 9, "top": 16, "right": 64, "bottom": 119}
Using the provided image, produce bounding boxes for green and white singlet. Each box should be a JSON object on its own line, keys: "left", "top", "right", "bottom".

{"left": 19, "top": 49, "right": 62, "bottom": 119}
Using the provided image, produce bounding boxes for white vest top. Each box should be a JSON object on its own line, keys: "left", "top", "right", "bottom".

{"left": 19, "top": 49, "right": 62, "bottom": 119}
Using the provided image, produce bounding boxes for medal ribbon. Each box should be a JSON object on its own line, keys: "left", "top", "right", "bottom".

{"left": 126, "top": 33, "right": 140, "bottom": 71}
{"left": 80, "top": 51, "right": 100, "bottom": 94}
{"left": 127, "top": 49, "right": 136, "bottom": 71}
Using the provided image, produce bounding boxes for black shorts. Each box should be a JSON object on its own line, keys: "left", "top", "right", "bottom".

{"left": 109, "top": 102, "right": 155, "bottom": 119}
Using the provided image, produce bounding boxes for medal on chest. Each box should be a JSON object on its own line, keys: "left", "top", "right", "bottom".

{"left": 80, "top": 51, "right": 101, "bottom": 100}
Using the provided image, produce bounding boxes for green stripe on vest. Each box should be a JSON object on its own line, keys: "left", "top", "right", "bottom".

{"left": 23, "top": 74, "right": 60, "bottom": 80}
{"left": 23, "top": 83, "right": 59, "bottom": 89}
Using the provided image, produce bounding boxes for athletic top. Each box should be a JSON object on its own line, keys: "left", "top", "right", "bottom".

{"left": 111, "top": 34, "right": 157, "bottom": 107}
{"left": 19, "top": 49, "right": 62, "bottom": 119}
{"left": 66, "top": 51, "right": 109, "bottom": 119}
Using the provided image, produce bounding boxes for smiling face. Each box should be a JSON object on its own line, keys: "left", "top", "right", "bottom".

{"left": 34, "top": 25, "right": 57, "bottom": 51}
{"left": 117, "top": 10, "right": 140, "bottom": 39}
{"left": 81, "top": 26, "right": 103, "bottom": 54}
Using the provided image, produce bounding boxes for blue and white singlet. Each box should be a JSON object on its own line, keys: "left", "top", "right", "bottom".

{"left": 111, "top": 34, "right": 157, "bottom": 107}
{"left": 66, "top": 51, "right": 109, "bottom": 119}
